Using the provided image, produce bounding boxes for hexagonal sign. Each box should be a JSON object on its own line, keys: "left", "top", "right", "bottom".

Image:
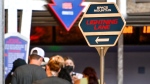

{"left": 78, "top": 2, "right": 126, "bottom": 47}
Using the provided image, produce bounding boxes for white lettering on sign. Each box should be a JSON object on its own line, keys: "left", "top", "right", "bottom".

{"left": 5, "top": 44, "right": 25, "bottom": 50}
{"left": 94, "top": 6, "right": 111, "bottom": 12}
{"left": 8, "top": 53, "right": 24, "bottom": 63}
{"left": 62, "top": 11, "right": 74, "bottom": 15}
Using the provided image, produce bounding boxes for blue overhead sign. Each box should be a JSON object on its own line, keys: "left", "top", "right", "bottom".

{"left": 86, "top": 4, "right": 118, "bottom": 14}
{"left": 48, "top": 0, "right": 84, "bottom": 31}
{"left": 78, "top": 2, "right": 126, "bottom": 47}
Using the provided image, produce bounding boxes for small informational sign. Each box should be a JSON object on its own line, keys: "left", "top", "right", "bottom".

{"left": 4, "top": 33, "right": 29, "bottom": 78}
{"left": 48, "top": 0, "right": 84, "bottom": 31}
{"left": 78, "top": 2, "right": 126, "bottom": 47}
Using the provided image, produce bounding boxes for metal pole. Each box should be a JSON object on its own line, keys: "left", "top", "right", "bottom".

{"left": 0, "top": 0, "right": 5, "bottom": 83}
{"left": 96, "top": 47, "right": 108, "bottom": 84}
{"left": 117, "top": 34, "right": 124, "bottom": 84}
{"left": 117, "top": 0, "right": 127, "bottom": 83}
{"left": 116, "top": 0, "right": 125, "bottom": 83}
{"left": 100, "top": 47, "right": 104, "bottom": 84}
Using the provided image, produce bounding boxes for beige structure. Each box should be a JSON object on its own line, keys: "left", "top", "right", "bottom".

{"left": 127, "top": 0, "right": 150, "bottom": 13}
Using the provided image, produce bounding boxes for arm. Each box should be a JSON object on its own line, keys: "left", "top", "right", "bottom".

{"left": 73, "top": 78, "right": 80, "bottom": 84}
{"left": 11, "top": 72, "right": 17, "bottom": 84}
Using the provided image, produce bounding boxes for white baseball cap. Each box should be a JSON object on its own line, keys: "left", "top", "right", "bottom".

{"left": 41, "top": 57, "right": 50, "bottom": 65}
{"left": 30, "top": 47, "right": 45, "bottom": 58}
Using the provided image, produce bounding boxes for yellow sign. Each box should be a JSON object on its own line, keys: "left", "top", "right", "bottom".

{"left": 123, "top": 26, "right": 133, "bottom": 34}
{"left": 143, "top": 26, "right": 150, "bottom": 33}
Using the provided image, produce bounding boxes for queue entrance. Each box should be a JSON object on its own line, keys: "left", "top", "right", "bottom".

{"left": 4, "top": 0, "right": 125, "bottom": 84}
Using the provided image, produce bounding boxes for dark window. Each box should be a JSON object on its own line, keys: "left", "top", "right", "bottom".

{"left": 30, "top": 26, "right": 150, "bottom": 45}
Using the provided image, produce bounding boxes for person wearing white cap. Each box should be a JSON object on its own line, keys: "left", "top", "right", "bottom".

{"left": 11, "top": 47, "right": 47, "bottom": 84}
{"left": 29, "top": 47, "right": 45, "bottom": 66}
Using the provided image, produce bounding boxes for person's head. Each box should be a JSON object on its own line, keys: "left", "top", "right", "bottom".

{"left": 29, "top": 47, "right": 45, "bottom": 66}
{"left": 11, "top": 58, "right": 26, "bottom": 72}
{"left": 46, "top": 55, "right": 64, "bottom": 76}
{"left": 64, "top": 57, "right": 75, "bottom": 73}
{"left": 82, "top": 67, "right": 98, "bottom": 84}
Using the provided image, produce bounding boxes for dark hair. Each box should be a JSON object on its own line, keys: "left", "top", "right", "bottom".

{"left": 30, "top": 50, "right": 41, "bottom": 60}
{"left": 82, "top": 67, "right": 99, "bottom": 84}
{"left": 63, "top": 56, "right": 74, "bottom": 63}
{"left": 5, "top": 58, "right": 26, "bottom": 84}
{"left": 11, "top": 58, "right": 27, "bottom": 72}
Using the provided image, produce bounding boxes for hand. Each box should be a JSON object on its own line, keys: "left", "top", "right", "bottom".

{"left": 72, "top": 75, "right": 79, "bottom": 83}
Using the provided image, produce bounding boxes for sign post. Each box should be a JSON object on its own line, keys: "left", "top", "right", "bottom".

{"left": 96, "top": 47, "right": 108, "bottom": 84}
{"left": 78, "top": 2, "right": 126, "bottom": 84}
{"left": 0, "top": 0, "right": 4, "bottom": 83}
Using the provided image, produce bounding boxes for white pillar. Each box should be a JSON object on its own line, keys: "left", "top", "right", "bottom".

{"left": 20, "top": 0, "right": 32, "bottom": 39}
{"left": 117, "top": 0, "right": 127, "bottom": 84}
{"left": 0, "top": 0, "right": 4, "bottom": 83}
{"left": 117, "top": 34, "right": 124, "bottom": 84}
{"left": 118, "top": 0, "right": 127, "bottom": 19}
{"left": 107, "top": 0, "right": 127, "bottom": 19}
{"left": 7, "top": 0, "right": 17, "bottom": 33}
{"left": 107, "top": 0, "right": 126, "bottom": 84}
{"left": 107, "top": 0, "right": 116, "bottom": 3}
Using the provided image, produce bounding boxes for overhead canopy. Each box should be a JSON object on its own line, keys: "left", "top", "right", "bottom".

{"left": 30, "top": 12, "right": 150, "bottom": 26}
{"left": 5, "top": 0, "right": 150, "bottom": 27}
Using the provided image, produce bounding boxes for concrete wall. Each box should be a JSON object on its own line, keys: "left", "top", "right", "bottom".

{"left": 127, "top": 0, "right": 150, "bottom": 13}
{"left": 124, "top": 52, "right": 150, "bottom": 84}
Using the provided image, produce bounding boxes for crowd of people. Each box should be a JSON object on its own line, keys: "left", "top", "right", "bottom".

{"left": 5, "top": 47, "right": 100, "bottom": 84}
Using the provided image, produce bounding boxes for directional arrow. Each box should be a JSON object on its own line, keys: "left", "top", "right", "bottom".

{"left": 95, "top": 37, "right": 109, "bottom": 44}
{"left": 48, "top": 0, "right": 84, "bottom": 31}
{"left": 78, "top": 2, "right": 126, "bottom": 47}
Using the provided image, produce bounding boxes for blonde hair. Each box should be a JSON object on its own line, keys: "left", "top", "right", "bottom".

{"left": 47, "top": 55, "right": 64, "bottom": 72}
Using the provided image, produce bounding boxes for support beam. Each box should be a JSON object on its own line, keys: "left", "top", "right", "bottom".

{"left": 117, "top": 34, "right": 124, "bottom": 84}
{"left": 118, "top": 0, "right": 127, "bottom": 19}
{"left": 20, "top": 0, "right": 32, "bottom": 39}
{"left": 7, "top": 0, "right": 18, "bottom": 33}
{"left": 107, "top": 0, "right": 116, "bottom": 3}
{"left": 136, "top": 0, "right": 150, "bottom": 3}
{"left": 0, "top": 0, "right": 4, "bottom": 83}
{"left": 117, "top": 0, "right": 126, "bottom": 84}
